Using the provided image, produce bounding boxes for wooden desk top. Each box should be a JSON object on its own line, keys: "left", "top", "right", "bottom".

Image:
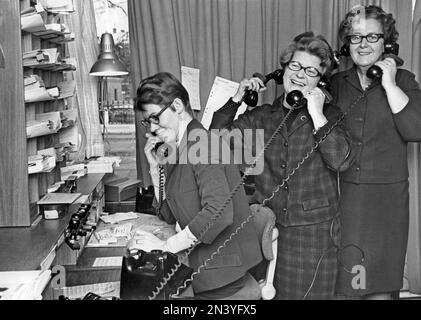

{"left": 0, "top": 174, "right": 104, "bottom": 271}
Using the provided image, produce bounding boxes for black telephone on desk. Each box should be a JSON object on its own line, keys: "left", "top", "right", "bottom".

{"left": 120, "top": 249, "right": 193, "bottom": 300}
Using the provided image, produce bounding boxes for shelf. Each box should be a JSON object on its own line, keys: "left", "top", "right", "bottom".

{"left": 0, "top": 174, "right": 105, "bottom": 271}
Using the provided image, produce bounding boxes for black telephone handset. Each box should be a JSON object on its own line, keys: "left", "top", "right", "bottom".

{"left": 243, "top": 69, "right": 284, "bottom": 107}
{"left": 339, "top": 41, "right": 404, "bottom": 80}
{"left": 366, "top": 43, "right": 403, "bottom": 80}
{"left": 153, "top": 141, "right": 168, "bottom": 157}
{"left": 285, "top": 76, "right": 333, "bottom": 109}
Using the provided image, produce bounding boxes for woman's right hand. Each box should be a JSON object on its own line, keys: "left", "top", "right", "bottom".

{"left": 232, "top": 77, "right": 267, "bottom": 103}
{"left": 144, "top": 132, "right": 162, "bottom": 169}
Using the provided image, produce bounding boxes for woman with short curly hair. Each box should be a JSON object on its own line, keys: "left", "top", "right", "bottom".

{"left": 331, "top": 5, "right": 421, "bottom": 300}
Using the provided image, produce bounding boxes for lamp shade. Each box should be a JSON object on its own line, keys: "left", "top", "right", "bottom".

{"left": 90, "top": 33, "right": 128, "bottom": 76}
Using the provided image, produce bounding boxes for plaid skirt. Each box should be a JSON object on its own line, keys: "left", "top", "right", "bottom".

{"left": 274, "top": 217, "right": 340, "bottom": 300}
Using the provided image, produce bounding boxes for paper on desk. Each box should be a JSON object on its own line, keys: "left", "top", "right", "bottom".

{"left": 100, "top": 212, "right": 139, "bottom": 224}
{"left": 37, "top": 192, "right": 81, "bottom": 205}
{"left": 201, "top": 76, "right": 248, "bottom": 130}
{"left": 92, "top": 257, "right": 123, "bottom": 268}
{"left": 60, "top": 282, "right": 120, "bottom": 300}
{"left": 0, "top": 270, "right": 51, "bottom": 300}
{"left": 181, "top": 66, "right": 201, "bottom": 111}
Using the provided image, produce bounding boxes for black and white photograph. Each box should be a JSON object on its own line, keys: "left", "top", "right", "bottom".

{"left": 1, "top": 0, "right": 421, "bottom": 311}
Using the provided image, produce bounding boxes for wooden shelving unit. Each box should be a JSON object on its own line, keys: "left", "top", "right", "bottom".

{"left": 0, "top": 0, "right": 78, "bottom": 226}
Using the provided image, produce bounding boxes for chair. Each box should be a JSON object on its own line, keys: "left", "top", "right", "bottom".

{"left": 249, "top": 204, "right": 279, "bottom": 300}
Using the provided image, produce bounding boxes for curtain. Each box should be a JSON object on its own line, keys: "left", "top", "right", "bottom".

{"left": 128, "top": 0, "right": 415, "bottom": 184}
{"left": 407, "top": 0, "right": 421, "bottom": 295}
{"left": 65, "top": 0, "right": 104, "bottom": 159}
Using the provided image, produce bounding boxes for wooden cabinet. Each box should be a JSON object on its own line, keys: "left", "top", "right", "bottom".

{"left": 0, "top": 0, "right": 78, "bottom": 226}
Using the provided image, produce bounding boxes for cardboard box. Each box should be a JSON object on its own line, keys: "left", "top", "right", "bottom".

{"left": 104, "top": 177, "right": 141, "bottom": 202}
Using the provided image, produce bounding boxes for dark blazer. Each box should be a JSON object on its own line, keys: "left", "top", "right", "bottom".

{"left": 330, "top": 67, "right": 421, "bottom": 183}
{"left": 157, "top": 119, "right": 263, "bottom": 294}
{"left": 210, "top": 96, "right": 354, "bottom": 226}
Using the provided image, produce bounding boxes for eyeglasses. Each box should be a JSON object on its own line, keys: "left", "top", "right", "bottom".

{"left": 140, "top": 102, "right": 172, "bottom": 128}
{"left": 346, "top": 33, "right": 384, "bottom": 44}
{"left": 287, "top": 61, "right": 321, "bottom": 78}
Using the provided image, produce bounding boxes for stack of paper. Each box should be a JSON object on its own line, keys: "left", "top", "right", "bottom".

{"left": 24, "top": 75, "right": 59, "bottom": 103}
{"left": 28, "top": 154, "right": 55, "bottom": 174}
{"left": 57, "top": 81, "right": 76, "bottom": 100}
{"left": 23, "top": 48, "right": 59, "bottom": 67}
{"left": 21, "top": 4, "right": 46, "bottom": 33}
{"left": 0, "top": 270, "right": 51, "bottom": 300}
{"left": 100, "top": 212, "right": 139, "bottom": 224}
{"left": 86, "top": 157, "right": 121, "bottom": 174}
{"left": 26, "top": 111, "right": 62, "bottom": 138}
{"left": 39, "top": 0, "right": 75, "bottom": 14}
{"left": 60, "top": 163, "right": 86, "bottom": 181}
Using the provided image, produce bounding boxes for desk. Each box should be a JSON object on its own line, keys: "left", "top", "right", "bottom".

{"left": 0, "top": 174, "right": 104, "bottom": 272}
{"left": 56, "top": 213, "right": 194, "bottom": 300}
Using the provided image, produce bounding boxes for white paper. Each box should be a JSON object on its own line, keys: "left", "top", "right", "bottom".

{"left": 201, "top": 76, "right": 248, "bottom": 130}
{"left": 0, "top": 270, "right": 51, "bottom": 300}
{"left": 92, "top": 257, "right": 123, "bottom": 268}
{"left": 59, "top": 282, "right": 119, "bottom": 300}
{"left": 181, "top": 66, "right": 201, "bottom": 111}
{"left": 99, "top": 212, "right": 139, "bottom": 224}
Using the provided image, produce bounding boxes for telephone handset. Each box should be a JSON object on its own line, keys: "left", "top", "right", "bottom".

{"left": 243, "top": 69, "right": 284, "bottom": 107}
{"left": 153, "top": 141, "right": 169, "bottom": 158}
{"left": 339, "top": 41, "right": 404, "bottom": 80}
{"left": 366, "top": 42, "right": 403, "bottom": 80}
{"left": 285, "top": 76, "right": 333, "bottom": 109}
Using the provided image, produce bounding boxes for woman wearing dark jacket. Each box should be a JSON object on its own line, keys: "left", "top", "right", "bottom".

{"left": 210, "top": 33, "right": 355, "bottom": 299}
{"left": 331, "top": 5, "right": 421, "bottom": 299}
{"left": 129, "top": 72, "right": 263, "bottom": 300}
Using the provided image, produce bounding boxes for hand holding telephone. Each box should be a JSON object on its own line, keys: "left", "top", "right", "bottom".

{"left": 339, "top": 41, "right": 403, "bottom": 80}
{"left": 153, "top": 141, "right": 169, "bottom": 158}
{"left": 243, "top": 69, "right": 284, "bottom": 107}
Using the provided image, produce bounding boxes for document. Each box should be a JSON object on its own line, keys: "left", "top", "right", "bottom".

{"left": 201, "top": 76, "right": 248, "bottom": 130}
{"left": 0, "top": 270, "right": 51, "bottom": 300}
{"left": 100, "top": 212, "right": 139, "bottom": 224}
{"left": 37, "top": 192, "right": 81, "bottom": 205}
{"left": 92, "top": 257, "right": 123, "bottom": 268}
{"left": 21, "top": 4, "right": 46, "bottom": 33}
{"left": 181, "top": 66, "right": 201, "bottom": 111}
{"left": 59, "top": 282, "right": 120, "bottom": 300}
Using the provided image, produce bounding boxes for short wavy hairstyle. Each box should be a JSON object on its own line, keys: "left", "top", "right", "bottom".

{"left": 338, "top": 5, "right": 399, "bottom": 44}
{"left": 134, "top": 72, "right": 193, "bottom": 116}
{"left": 279, "top": 32, "right": 335, "bottom": 77}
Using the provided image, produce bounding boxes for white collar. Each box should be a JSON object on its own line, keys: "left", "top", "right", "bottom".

{"left": 177, "top": 118, "right": 192, "bottom": 147}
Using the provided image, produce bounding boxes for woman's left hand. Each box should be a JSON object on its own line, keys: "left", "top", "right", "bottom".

{"left": 375, "top": 57, "right": 397, "bottom": 89}
{"left": 127, "top": 230, "right": 167, "bottom": 252}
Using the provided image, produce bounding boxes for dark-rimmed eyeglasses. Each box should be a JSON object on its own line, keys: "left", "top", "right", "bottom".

{"left": 140, "top": 102, "right": 172, "bottom": 128}
{"left": 346, "top": 33, "right": 384, "bottom": 44}
{"left": 287, "top": 61, "right": 321, "bottom": 78}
